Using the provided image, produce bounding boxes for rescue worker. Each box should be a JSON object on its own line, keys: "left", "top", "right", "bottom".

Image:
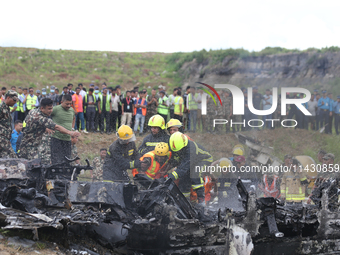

{"left": 138, "top": 114, "right": 169, "bottom": 157}
{"left": 23, "top": 87, "right": 39, "bottom": 116}
{"left": 0, "top": 90, "right": 19, "bottom": 158}
{"left": 166, "top": 118, "right": 192, "bottom": 140}
{"left": 168, "top": 132, "right": 213, "bottom": 204}
{"left": 212, "top": 158, "right": 239, "bottom": 205}
{"left": 92, "top": 148, "right": 107, "bottom": 181}
{"left": 135, "top": 142, "right": 173, "bottom": 180}
{"left": 16, "top": 87, "right": 25, "bottom": 122}
{"left": 229, "top": 147, "right": 244, "bottom": 163}
{"left": 157, "top": 90, "right": 169, "bottom": 122}
{"left": 259, "top": 172, "right": 281, "bottom": 199}
{"left": 102, "top": 125, "right": 141, "bottom": 182}
{"left": 280, "top": 158, "right": 308, "bottom": 204}
{"left": 18, "top": 98, "right": 80, "bottom": 160}
{"left": 187, "top": 86, "right": 200, "bottom": 132}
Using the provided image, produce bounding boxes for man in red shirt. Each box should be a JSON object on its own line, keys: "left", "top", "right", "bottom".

{"left": 72, "top": 87, "right": 87, "bottom": 133}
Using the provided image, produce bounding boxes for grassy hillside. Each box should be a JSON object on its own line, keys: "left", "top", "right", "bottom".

{"left": 2, "top": 46, "right": 340, "bottom": 93}
{"left": 0, "top": 47, "right": 181, "bottom": 92}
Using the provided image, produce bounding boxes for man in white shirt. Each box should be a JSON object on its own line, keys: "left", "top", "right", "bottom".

{"left": 110, "top": 87, "right": 120, "bottom": 132}
{"left": 168, "top": 88, "right": 177, "bottom": 119}
{"left": 186, "top": 87, "right": 201, "bottom": 132}
{"left": 78, "top": 83, "right": 87, "bottom": 99}
{"left": 308, "top": 94, "right": 318, "bottom": 130}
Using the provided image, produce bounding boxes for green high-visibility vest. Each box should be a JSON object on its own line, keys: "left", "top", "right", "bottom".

{"left": 174, "top": 96, "right": 183, "bottom": 113}
{"left": 16, "top": 94, "right": 24, "bottom": 112}
{"left": 188, "top": 93, "right": 198, "bottom": 110}
{"left": 99, "top": 94, "right": 111, "bottom": 112}
{"left": 84, "top": 93, "right": 97, "bottom": 113}
{"left": 26, "top": 95, "right": 37, "bottom": 110}
{"left": 158, "top": 96, "right": 169, "bottom": 115}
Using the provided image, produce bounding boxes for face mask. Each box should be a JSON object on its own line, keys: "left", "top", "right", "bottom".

{"left": 42, "top": 92, "right": 46, "bottom": 95}
{"left": 50, "top": 90, "right": 54, "bottom": 93}
{"left": 95, "top": 90, "right": 99, "bottom": 94}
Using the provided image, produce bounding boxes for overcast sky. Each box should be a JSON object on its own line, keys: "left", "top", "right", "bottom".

{"left": 1, "top": 0, "right": 340, "bottom": 53}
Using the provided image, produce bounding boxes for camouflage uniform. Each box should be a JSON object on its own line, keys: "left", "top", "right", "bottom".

{"left": 92, "top": 156, "right": 104, "bottom": 181}
{"left": 206, "top": 94, "right": 217, "bottom": 132}
{"left": 0, "top": 101, "right": 17, "bottom": 158}
{"left": 145, "top": 95, "right": 159, "bottom": 132}
{"left": 71, "top": 144, "right": 78, "bottom": 159}
{"left": 19, "top": 108, "right": 56, "bottom": 160}
{"left": 38, "top": 133, "right": 51, "bottom": 165}
{"left": 70, "top": 144, "right": 78, "bottom": 166}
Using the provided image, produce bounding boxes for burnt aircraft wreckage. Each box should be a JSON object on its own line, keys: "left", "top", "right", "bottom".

{"left": 0, "top": 134, "right": 339, "bottom": 255}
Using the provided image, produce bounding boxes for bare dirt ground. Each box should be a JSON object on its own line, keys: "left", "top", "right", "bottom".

{"left": 77, "top": 128, "right": 339, "bottom": 165}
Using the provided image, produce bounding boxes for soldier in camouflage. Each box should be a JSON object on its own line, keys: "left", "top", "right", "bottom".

{"left": 145, "top": 89, "right": 159, "bottom": 133}
{"left": 71, "top": 136, "right": 80, "bottom": 165}
{"left": 92, "top": 148, "right": 107, "bottom": 181}
{"left": 0, "top": 90, "right": 19, "bottom": 158}
{"left": 18, "top": 98, "right": 80, "bottom": 160}
{"left": 38, "top": 133, "right": 52, "bottom": 165}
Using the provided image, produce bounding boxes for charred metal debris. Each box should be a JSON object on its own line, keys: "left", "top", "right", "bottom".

{"left": 0, "top": 134, "right": 339, "bottom": 255}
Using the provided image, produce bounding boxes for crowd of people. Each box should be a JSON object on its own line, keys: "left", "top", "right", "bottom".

{"left": 2, "top": 83, "right": 338, "bottom": 136}
{"left": 0, "top": 82, "right": 338, "bottom": 206}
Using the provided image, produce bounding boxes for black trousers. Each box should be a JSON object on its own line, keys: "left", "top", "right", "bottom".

{"left": 94, "top": 111, "right": 102, "bottom": 131}
{"left": 170, "top": 109, "right": 174, "bottom": 119}
{"left": 335, "top": 114, "right": 340, "bottom": 135}
{"left": 110, "top": 110, "right": 118, "bottom": 132}
{"left": 329, "top": 115, "right": 333, "bottom": 134}
{"left": 51, "top": 137, "right": 71, "bottom": 164}
{"left": 101, "top": 111, "right": 111, "bottom": 132}
{"left": 17, "top": 111, "right": 25, "bottom": 121}
{"left": 118, "top": 108, "right": 122, "bottom": 127}
{"left": 174, "top": 114, "right": 182, "bottom": 122}
{"left": 86, "top": 107, "right": 96, "bottom": 131}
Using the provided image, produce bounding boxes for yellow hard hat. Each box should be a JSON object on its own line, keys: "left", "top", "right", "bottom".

{"left": 154, "top": 142, "right": 169, "bottom": 156}
{"left": 148, "top": 114, "right": 166, "bottom": 129}
{"left": 170, "top": 132, "right": 188, "bottom": 152}
{"left": 219, "top": 158, "right": 233, "bottom": 168}
{"left": 166, "top": 119, "right": 182, "bottom": 129}
{"left": 232, "top": 148, "right": 244, "bottom": 156}
{"left": 116, "top": 125, "right": 134, "bottom": 140}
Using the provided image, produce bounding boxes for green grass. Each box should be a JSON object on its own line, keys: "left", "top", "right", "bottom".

{"left": 1, "top": 46, "right": 340, "bottom": 94}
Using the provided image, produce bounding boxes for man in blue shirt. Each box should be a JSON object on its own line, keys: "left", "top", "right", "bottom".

{"left": 328, "top": 93, "right": 335, "bottom": 134}
{"left": 333, "top": 95, "right": 340, "bottom": 135}
{"left": 11, "top": 120, "right": 23, "bottom": 154}
{"left": 134, "top": 91, "right": 148, "bottom": 135}
{"left": 318, "top": 90, "right": 333, "bottom": 134}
